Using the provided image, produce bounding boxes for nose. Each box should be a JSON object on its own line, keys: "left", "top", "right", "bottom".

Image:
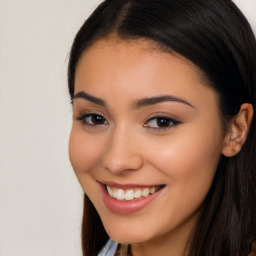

{"left": 101, "top": 127, "right": 144, "bottom": 175}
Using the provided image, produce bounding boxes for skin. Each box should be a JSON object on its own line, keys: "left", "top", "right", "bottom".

{"left": 69, "top": 38, "right": 230, "bottom": 256}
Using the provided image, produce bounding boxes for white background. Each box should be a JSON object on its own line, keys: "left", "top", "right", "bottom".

{"left": 0, "top": 1, "right": 255, "bottom": 255}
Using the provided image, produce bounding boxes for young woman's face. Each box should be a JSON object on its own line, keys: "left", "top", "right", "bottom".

{"left": 69, "top": 38, "right": 225, "bottom": 252}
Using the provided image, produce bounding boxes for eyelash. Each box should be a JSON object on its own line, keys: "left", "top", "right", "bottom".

{"left": 76, "top": 113, "right": 181, "bottom": 131}
{"left": 76, "top": 113, "right": 109, "bottom": 126}
{"left": 144, "top": 116, "right": 181, "bottom": 131}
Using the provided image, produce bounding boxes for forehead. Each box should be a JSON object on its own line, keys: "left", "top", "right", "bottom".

{"left": 76, "top": 36, "right": 206, "bottom": 80}
{"left": 74, "top": 37, "right": 218, "bottom": 110}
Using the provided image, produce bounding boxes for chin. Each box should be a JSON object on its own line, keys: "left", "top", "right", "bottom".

{"left": 101, "top": 218, "right": 154, "bottom": 244}
{"left": 108, "top": 230, "right": 150, "bottom": 245}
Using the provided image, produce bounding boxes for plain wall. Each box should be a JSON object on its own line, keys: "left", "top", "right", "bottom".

{"left": 0, "top": 1, "right": 255, "bottom": 256}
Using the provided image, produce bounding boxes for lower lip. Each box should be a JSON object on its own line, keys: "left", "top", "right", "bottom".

{"left": 100, "top": 184, "right": 165, "bottom": 214}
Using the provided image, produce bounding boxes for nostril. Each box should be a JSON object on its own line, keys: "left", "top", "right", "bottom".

{"left": 101, "top": 132, "right": 144, "bottom": 174}
{"left": 102, "top": 153, "right": 144, "bottom": 175}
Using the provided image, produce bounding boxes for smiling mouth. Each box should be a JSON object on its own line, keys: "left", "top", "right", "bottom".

{"left": 104, "top": 184, "right": 165, "bottom": 201}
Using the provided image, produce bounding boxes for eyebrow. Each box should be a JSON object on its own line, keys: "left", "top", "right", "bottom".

{"left": 73, "top": 91, "right": 106, "bottom": 106}
{"left": 73, "top": 91, "right": 194, "bottom": 109}
{"left": 133, "top": 95, "right": 194, "bottom": 109}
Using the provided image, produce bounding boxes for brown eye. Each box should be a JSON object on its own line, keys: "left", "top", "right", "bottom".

{"left": 157, "top": 118, "right": 172, "bottom": 127}
{"left": 90, "top": 114, "right": 106, "bottom": 125}
{"left": 78, "top": 113, "right": 108, "bottom": 126}
{"left": 144, "top": 116, "right": 180, "bottom": 130}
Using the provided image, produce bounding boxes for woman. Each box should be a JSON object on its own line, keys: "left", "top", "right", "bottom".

{"left": 68, "top": 0, "right": 256, "bottom": 255}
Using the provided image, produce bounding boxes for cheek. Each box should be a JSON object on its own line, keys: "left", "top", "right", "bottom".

{"left": 69, "top": 127, "right": 103, "bottom": 175}
{"left": 146, "top": 126, "right": 222, "bottom": 203}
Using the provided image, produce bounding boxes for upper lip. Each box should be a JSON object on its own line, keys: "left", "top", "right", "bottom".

{"left": 98, "top": 181, "right": 165, "bottom": 189}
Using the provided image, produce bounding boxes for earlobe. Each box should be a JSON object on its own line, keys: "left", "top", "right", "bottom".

{"left": 222, "top": 103, "right": 253, "bottom": 157}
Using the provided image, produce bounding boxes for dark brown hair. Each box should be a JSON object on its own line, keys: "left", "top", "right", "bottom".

{"left": 68, "top": 0, "right": 256, "bottom": 255}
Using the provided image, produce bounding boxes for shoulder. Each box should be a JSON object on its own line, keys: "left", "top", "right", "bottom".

{"left": 98, "top": 239, "right": 118, "bottom": 256}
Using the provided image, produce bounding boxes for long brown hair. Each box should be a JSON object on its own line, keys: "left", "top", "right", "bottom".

{"left": 68, "top": 1, "right": 256, "bottom": 255}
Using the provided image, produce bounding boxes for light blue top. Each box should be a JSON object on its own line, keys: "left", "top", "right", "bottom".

{"left": 98, "top": 239, "right": 118, "bottom": 256}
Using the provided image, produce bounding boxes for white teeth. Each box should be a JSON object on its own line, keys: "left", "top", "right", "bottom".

{"left": 116, "top": 189, "right": 125, "bottom": 200}
{"left": 134, "top": 189, "right": 141, "bottom": 199}
{"left": 112, "top": 190, "right": 117, "bottom": 199}
{"left": 107, "top": 186, "right": 113, "bottom": 197}
{"left": 150, "top": 187, "right": 155, "bottom": 194}
{"left": 106, "top": 185, "right": 160, "bottom": 201}
{"left": 125, "top": 190, "right": 134, "bottom": 201}
{"left": 141, "top": 188, "right": 149, "bottom": 197}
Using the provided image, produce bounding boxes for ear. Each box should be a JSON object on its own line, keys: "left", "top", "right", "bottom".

{"left": 222, "top": 103, "right": 253, "bottom": 157}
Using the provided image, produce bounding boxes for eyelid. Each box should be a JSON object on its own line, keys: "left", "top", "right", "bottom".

{"left": 76, "top": 112, "right": 109, "bottom": 126}
{"left": 75, "top": 111, "right": 181, "bottom": 131}
{"left": 144, "top": 115, "right": 181, "bottom": 130}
